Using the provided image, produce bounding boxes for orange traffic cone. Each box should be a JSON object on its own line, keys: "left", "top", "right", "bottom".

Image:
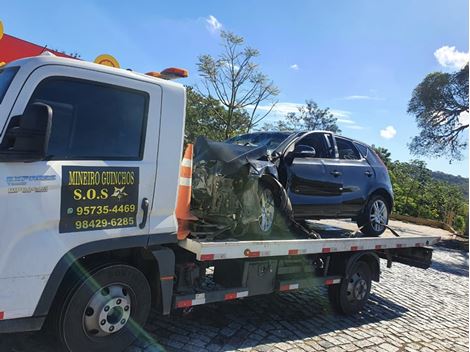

{"left": 176, "top": 144, "right": 198, "bottom": 240}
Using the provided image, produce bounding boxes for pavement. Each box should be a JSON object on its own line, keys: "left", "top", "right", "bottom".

{"left": 1, "top": 220, "right": 468, "bottom": 352}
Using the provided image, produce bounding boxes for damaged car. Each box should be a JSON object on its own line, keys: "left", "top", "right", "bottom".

{"left": 191, "top": 131, "right": 394, "bottom": 239}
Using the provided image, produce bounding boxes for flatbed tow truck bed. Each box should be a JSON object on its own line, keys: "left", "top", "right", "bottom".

{"left": 173, "top": 224, "right": 440, "bottom": 309}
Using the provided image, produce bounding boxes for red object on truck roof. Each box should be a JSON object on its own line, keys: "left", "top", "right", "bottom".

{"left": 0, "top": 33, "right": 74, "bottom": 64}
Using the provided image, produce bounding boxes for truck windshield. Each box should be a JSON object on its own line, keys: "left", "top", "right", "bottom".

{"left": 0, "top": 67, "right": 18, "bottom": 104}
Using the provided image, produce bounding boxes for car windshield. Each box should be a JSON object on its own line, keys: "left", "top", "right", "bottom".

{"left": 226, "top": 132, "right": 292, "bottom": 152}
{"left": 0, "top": 67, "right": 18, "bottom": 104}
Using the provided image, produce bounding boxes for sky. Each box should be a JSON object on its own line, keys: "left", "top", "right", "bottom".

{"left": 3, "top": 0, "right": 469, "bottom": 176}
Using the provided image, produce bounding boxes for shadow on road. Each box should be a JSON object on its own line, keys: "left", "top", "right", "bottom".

{"left": 0, "top": 288, "right": 409, "bottom": 352}
{"left": 135, "top": 288, "right": 409, "bottom": 352}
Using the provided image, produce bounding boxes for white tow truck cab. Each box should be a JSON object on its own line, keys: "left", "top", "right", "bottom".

{"left": 0, "top": 55, "right": 440, "bottom": 351}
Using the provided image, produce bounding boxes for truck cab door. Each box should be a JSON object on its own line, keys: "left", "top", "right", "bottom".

{"left": 0, "top": 65, "right": 161, "bottom": 294}
{"left": 284, "top": 132, "right": 343, "bottom": 219}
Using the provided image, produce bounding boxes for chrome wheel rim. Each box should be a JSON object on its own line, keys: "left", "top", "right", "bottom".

{"left": 258, "top": 188, "right": 275, "bottom": 232}
{"left": 346, "top": 272, "right": 368, "bottom": 302}
{"left": 83, "top": 284, "right": 131, "bottom": 337}
{"left": 370, "top": 199, "right": 387, "bottom": 232}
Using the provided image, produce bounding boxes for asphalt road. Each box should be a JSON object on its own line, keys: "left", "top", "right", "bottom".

{"left": 1, "top": 221, "right": 468, "bottom": 352}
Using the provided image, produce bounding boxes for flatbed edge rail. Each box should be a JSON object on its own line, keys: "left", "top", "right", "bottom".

{"left": 178, "top": 235, "right": 441, "bottom": 261}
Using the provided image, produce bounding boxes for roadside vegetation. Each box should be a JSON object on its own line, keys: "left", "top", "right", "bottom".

{"left": 373, "top": 148, "right": 468, "bottom": 234}
{"left": 183, "top": 30, "right": 469, "bottom": 235}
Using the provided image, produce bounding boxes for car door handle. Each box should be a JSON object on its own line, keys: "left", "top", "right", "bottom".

{"left": 365, "top": 170, "right": 373, "bottom": 177}
{"left": 139, "top": 198, "right": 149, "bottom": 229}
{"left": 330, "top": 170, "right": 342, "bottom": 177}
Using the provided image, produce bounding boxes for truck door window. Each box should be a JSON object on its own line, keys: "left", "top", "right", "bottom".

{"left": 335, "top": 137, "right": 361, "bottom": 160}
{"left": 26, "top": 77, "right": 148, "bottom": 160}
{"left": 0, "top": 67, "right": 19, "bottom": 104}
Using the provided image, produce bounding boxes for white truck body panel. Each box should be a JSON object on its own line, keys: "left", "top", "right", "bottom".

{"left": 0, "top": 56, "right": 185, "bottom": 320}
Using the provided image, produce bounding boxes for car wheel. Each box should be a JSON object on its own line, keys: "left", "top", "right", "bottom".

{"left": 55, "top": 264, "right": 151, "bottom": 352}
{"left": 328, "top": 261, "right": 372, "bottom": 315}
{"left": 357, "top": 195, "right": 389, "bottom": 236}
{"left": 248, "top": 183, "right": 277, "bottom": 238}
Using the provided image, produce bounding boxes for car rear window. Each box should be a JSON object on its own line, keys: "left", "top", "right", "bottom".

{"left": 354, "top": 143, "right": 369, "bottom": 158}
{"left": 336, "top": 137, "right": 361, "bottom": 160}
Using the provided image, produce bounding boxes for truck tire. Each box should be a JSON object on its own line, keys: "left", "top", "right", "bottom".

{"left": 357, "top": 195, "right": 390, "bottom": 236}
{"left": 328, "top": 261, "right": 372, "bottom": 315}
{"left": 56, "top": 264, "right": 151, "bottom": 352}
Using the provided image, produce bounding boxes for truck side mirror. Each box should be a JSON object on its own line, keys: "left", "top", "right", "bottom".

{"left": 293, "top": 144, "right": 316, "bottom": 158}
{"left": 0, "top": 102, "right": 53, "bottom": 162}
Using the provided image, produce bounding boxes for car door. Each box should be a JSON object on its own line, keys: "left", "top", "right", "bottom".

{"left": 283, "top": 132, "right": 343, "bottom": 219}
{"left": 0, "top": 65, "right": 160, "bottom": 282}
{"left": 334, "top": 136, "right": 374, "bottom": 216}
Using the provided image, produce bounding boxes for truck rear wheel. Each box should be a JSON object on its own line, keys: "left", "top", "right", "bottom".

{"left": 56, "top": 264, "right": 151, "bottom": 352}
{"left": 328, "top": 261, "right": 372, "bottom": 315}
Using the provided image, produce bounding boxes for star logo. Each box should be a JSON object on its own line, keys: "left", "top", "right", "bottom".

{"left": 111, "top": 186, "right": 128, "bottom": 200}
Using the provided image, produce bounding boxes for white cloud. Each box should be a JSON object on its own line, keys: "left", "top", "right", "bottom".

{"left": 248, "top": 102, "right": 364, "bottom": 129}
{"left": 290, "top": 64, "right": 299, "bottom": 70}
{"left": 252, "top": 102, "right": 300, "bottom": 115}
{"left": 344, "top": 95, "right": 374, "bottom": 100}
{"left": 459, "top": 111, "right": 469, "bottom": 126}
{"left": 205, "top": 15, "right": 222, "bottom": 33}
{"left": 434, "top": 46, "right": 469, "bottom": 70}
{"left": 380, "top": 125, "right": 397, "bottom": 139}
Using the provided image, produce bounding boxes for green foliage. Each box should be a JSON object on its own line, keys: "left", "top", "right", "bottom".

{"left": 184, "top": 86, "right": 250, "bottom": 144}
{"left": 380, "top": 154, "right": 469, "bottom": 234}
{"left": 261, "top": 100, "right": 341, "bottom": 133}
{"left": 408, "top": 64, "right": 469, "bottom": 161}
{"left": 197, "top": 31, "right": 279, "bottom": 137}
{"left": 372, "top": 146, "right": 392, "bottom": 168}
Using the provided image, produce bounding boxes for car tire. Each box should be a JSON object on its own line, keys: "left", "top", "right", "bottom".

{"left": 357, "top": 195, "right": 390, "bottom": 236}
{"left": 55, "top": 264, "right": 151, "bottom": 352}
{"left": 328, "top": 261, "right": 372, "bottom": 315}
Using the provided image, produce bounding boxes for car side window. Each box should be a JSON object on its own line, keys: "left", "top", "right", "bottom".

{"left": 27, "top": 77, "right": 148, "bottom": 160}
{"left": 297, "top": 133, "right": 332, "bottom": 158}
{"left": 336, "top": 137, "right": 361, "bottom": 160}
{"left": 354, "top": 143, "right": 369, "bottom": 158}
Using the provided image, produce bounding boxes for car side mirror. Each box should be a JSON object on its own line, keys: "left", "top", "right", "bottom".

{"left": 0, "top": 102, "right": 53, "bottom": 162}
{"left": 293, "top": 144, "right": 316, "bottom": 158}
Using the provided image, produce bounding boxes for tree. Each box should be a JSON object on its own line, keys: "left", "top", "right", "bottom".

{"left": 261, "top": 100, "right": 341, "bottom": 133}
{"left": 197, "top": 31, "right": 279, "bottom": 137}
{"left": 372, "top": 146, "right": 392, "bottom": 168}
{"left": 408, "top": 64, "right": 469, "bottom": 161}
{"left": 184, "top": 86, "right": 250, "bottom": 144}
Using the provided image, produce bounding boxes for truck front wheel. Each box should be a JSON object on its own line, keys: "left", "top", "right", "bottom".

{"left": 56, "top": 264, "right": 151, "bottom": 352}
{"left": 328, "top": 261, "right": 372, "bottom": 315}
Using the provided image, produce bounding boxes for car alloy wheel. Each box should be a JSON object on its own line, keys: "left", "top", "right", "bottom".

{"left": 369, "top": 199, "right": 388, "bottom": 232}
{"left": 258, "top": 187, "right": 275, "bottom": 232}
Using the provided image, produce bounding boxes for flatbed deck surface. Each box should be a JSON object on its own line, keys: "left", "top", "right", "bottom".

{"left": 179, "top": 221, "right": 441, "bottom": 261}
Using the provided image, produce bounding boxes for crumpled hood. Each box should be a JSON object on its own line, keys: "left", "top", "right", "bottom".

{"left": 194, "top": 136, "right": 269, "bottom": 175}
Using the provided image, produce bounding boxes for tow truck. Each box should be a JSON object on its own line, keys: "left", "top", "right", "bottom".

{"left": 0, "top": 54, "right": 440, "bottom": 351}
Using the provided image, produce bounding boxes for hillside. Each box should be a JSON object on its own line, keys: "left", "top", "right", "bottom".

{"left": 432, "top": 171, "right": 469, "bottom": 200}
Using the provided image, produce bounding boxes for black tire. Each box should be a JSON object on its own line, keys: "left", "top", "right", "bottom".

{"left": 357, "top": 195, "right": 390, "bottom": 236}
{"left": 328, "top": 261, "right": 372, "bottom": 315}
{"left": 55, "top": 264, "right": 151, "bottom": 352}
